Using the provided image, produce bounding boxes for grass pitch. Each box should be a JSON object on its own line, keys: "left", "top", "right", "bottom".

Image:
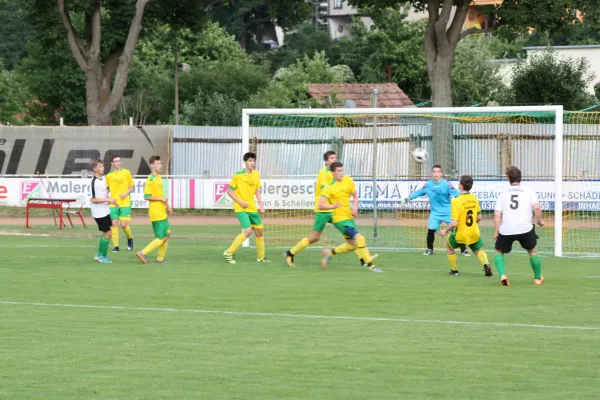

{"left": 0, "top": 224, "right": 599, "bottom": 399}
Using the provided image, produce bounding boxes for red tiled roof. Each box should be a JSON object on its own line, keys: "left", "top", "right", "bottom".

{"left": 307, "top": 83, "right": 414, "bottom": 108}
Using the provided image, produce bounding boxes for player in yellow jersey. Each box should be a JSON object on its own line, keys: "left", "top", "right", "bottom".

{"left": 439, "top": 175, "right": 492, "bottom": 277}
{"left": 223, "top": 152, "right": 269, "bottom": 264}
{"left": 283, "top": 151, "right": 337, "bottom": 267}
{"left": 284, "top": 151, "right": 375, "bottom": 268}
{"left": 319, "top": 162, "right": 381, "bottom": 273}
{"left": 136, "top": 156, "right": 173, "bottom": 264}
{"left": 105, "top": 156, "right": 135, "bottom": 252}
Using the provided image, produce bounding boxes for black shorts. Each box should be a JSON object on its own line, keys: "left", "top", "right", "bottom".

{"left": 495, "top": 225, "right": 538, "bottom": 254}
{"left": 94, "top": 215, "right": 112, "bottom": 233}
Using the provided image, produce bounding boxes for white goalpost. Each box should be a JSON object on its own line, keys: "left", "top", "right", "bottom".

{"left": 242, "top": 106, "right": 567, "bottom": 257}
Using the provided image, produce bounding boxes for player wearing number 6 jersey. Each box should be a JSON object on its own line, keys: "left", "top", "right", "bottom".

{"left": 493, "top": 166, "right": 545, "bottom": 286}
{"left": 439, "top": 175, "right": 492, "bottom": 277}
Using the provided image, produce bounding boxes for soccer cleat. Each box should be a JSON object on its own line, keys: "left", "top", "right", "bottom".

{"left": 462, "top": 251, "right": 471, "bottom": 257}
{"left": 367, "top": 263, "right": 382, "bottom": 273}
{"left": 321, "top": 248, "right": 331, "bottom": 269}
{"left": 93, "top": 253, "right": 102, "bottom": 261}
{"left": 500, "top": 274, "right": 510, "bottom": 286}
{"left": 112, "top": 246, "right": 120, "bottom": 253}
{"left": 449, "top": 269, "right": 460, "bottom": 276}
{"left": 484, "top": 264, "right": 493, "bottom": 277}
{"left": 98, "top": 257, "right": 112, "bottom": 264}
{"left": 423, "top": 249, "right": 433, "bottom": 256}
{"left": 534, "top": 276, "right": 545, "bottom": 285}
{"left": 360, "top": 254, "right": 379, "bottom": 267}
{"left": 223, "top": 250, "right": 236, "bottom": 264}
{"left": 136, "top": 251, "right": 148, "bottom": 265}
{"left": 127, "top": 238, "right": 134, "bottom": 251}
{"left": 284, "top": 251, "right": 295, "bottom": 267}
{"left": 156, "top": 259, "right": 167, "bottom": 264}
{"left": 257, "top": 258, "right": 271, "bottom": 263}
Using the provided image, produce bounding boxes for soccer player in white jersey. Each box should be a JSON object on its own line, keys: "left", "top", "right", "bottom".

{"left": 90, "top": 159, "right": 117, "bottom": 264}
{"left": 493, "top": 166, "right": 545, "bottom": 286}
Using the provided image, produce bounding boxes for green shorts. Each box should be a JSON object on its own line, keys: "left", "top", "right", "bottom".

{"left": 152, "top": 219, "right": 171, "bottom": 239}
{"left": 236, "top": 212, "right": 263, "bottom": 229}
{"left": 333, "top": 219, "right": 359, "bottom": 239}
{"left": 110, "top": 206, "right": 132, "bottom": 221}
{"left": 448, "top": 232, "right": 483, "bottom": 252}
{"left": 313, "top": 212, "right": 333, "bottom": 232}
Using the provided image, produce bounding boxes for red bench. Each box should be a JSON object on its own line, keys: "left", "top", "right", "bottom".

{"left": 26, "top": 197, "right": 86, "bottom": 229}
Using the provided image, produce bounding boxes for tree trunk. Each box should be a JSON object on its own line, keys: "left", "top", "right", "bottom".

{"left": 422, "top": 0, "right": 471, "bottom": 177}
{"left": 428, "top": 54, "right": 456, "bottom": 175}
{"left": 57, "top": 0, "right": 148, "bottom": 126}
{"left": 85, "top": 71, "right": 101, "bottom": 125}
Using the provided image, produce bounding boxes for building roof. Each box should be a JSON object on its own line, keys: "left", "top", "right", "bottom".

{"left": 307, "top": 83, "right": 414, "bottom": 108}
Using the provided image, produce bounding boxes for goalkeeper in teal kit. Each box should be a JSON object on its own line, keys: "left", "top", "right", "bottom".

{"left": 403, "top": 164, "right": 469, "bottom": 256}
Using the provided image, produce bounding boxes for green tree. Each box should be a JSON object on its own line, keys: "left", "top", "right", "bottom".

{"left": 499, "top": 50, "right": 596, "bottom": 110}
{"left": 336, "top": 8, "right": 430, "bottom": 103}
{"left": 180, "top": 89, "right": 245, "bottom": 125}
{"left": 250, "top": 52, "right": 355, "bottom": 108}
{"left": 0, "top": 62, "right": 28, "bottom": 124}
{"left": 347, "top": 0, "right": 588, "bottom": 172}
{"left": 0, "top": 0, "right": 33, "bottom": 70}
{"left": 18, "top": 35, "right": 88, "bottom": 125}
{"left": 270, "top": 24, "right": 338, "bottom": 71}
{"left": 451, "top": 36, "right": 505, "bottom": 106}
{"left": 347, "top": 0, "right": 588, "bottom": 107}
{"left": 209, "top": 0, "right": 311, "bottom": 49}
{"left": 527, "top": 0, "right": 600, "bottom": 46}
{"left": 120, "top": 20, "right": 262, "bottom": 124}
{"left": 25, "top": 0, "right": 208, "bottom": 125}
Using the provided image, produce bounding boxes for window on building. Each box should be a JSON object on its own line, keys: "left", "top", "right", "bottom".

{"left": 334, "top": 0, "right": 342, "bottom": 9}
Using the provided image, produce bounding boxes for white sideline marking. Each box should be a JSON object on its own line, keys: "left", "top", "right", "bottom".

{"left": 0, "top": 232, "right": 50, "bottom": 237}
{"left": 1, "top": 301, "right": 599, "bottom": 331}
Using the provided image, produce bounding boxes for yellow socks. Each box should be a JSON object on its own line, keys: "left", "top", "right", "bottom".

{"left": 331, "top": 242, "right": 356, "bottom": 256}
{"left": 447, "top": 253, "right": 458, "bottom": 271}
{"left": 142, "top": 238, "right": 163, "bottom": 255}
{"left": 123, "top": 225, "right": 133, "bottom": 240}
{"left": 355, "top": 236, "right": 373, "bottom": 264}
{"left": 111, "top": 226, "right": 119, "bottom": 247}
{"left": 227, "top": 233, "right": 248, "bottom": 255}
{"left": 157, "top": 241, "right": 169, "bottom": 262}
{"left": 290, "top": 238, "right": 310, "bottom": 255}
{"left": 256, "top": 237, "right": 265, "bottom": 259}
{"left": 476, "top": 250, "right": 489, "bottom": 266}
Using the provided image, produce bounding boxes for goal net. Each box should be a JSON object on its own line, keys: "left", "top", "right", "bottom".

{"left": 242, "top": 106, "right": 600, "bottom": 257}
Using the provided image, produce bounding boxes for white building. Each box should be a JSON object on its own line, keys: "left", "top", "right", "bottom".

{"left": 320, "top": 0, "right": 373, "bottom": 39}
{"left": 494, "top": 45, "right": 600, "bottom": 95}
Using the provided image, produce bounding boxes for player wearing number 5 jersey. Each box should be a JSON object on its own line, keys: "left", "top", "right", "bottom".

{"left": 439, "top": 176, "right": 492, "bottom": 277}
{"left": 493, "top": 166, "right": 545, "bottom": 286}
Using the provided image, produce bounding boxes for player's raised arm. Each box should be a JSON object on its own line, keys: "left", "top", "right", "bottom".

{"left": 408, "top": 183, "right": 427, "bottom": 201}
{"left": 449, "top": 182, "right": 460, "bottom": 197}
